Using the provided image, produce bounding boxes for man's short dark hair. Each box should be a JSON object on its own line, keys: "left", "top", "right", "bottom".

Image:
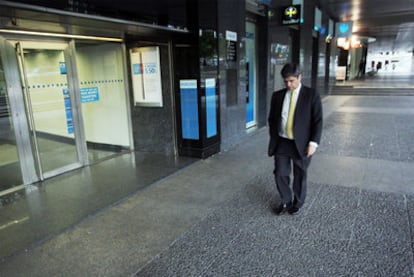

{"left": 281, "top": 63, "right": 302, "bottom": 78}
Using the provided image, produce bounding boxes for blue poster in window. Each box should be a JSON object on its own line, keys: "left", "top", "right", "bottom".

{"left": 65, "top": 109, "right": 72, "bottom": 120}
{"left": 64, "top": 97, "right": 71, "bottom": 109}
{"left": 80, "top": 87, "right": 99, "bottom": 103}
{"left": 180, "top": 80, "right": 199, "bottom": 140}
{"left": 62, "top": 88, "right": 73, "bottom": 134}
{"left": 66, "top": 118, "right": 74, "bottom": 134}
{"left": 59, "top": 62, "right": 67, "bottom": 74}
{"left": 133, "top": 63, "right": 142, "bottom": 74}
{"left": 205, "top": 78, "right": 217, "bottom": 138}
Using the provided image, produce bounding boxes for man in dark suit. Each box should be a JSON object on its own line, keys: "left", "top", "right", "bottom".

{"left": 268, "top": 63, "right": 323, "bottom": 215}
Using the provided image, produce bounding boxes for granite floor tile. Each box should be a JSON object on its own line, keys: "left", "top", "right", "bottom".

{"left": 346, "top": 239, "right": 413, "bottom": 276}
{"left": 352, "top": 190, "right": 410, "bottom": 243}
{"left": 296, "top": 185, "right": 361, "bottom": 241}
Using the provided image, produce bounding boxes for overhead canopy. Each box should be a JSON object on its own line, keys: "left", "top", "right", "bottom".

{"left": 0, "top": 0, "right": 189, "bottom": 41}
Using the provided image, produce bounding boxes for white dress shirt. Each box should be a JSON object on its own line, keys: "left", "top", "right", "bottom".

{"left": 279, "top": 84, "right": 301, "bottom": 139}
{"left": 278, "top": 83, "right": 318, "bottom": 148}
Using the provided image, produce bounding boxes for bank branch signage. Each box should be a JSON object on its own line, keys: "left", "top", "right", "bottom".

{"left": 282, "top": 5, "right": 301, "bottom": 25}
{"left": 205, "top": 78, "right": 217, "bottom": 138}
{"left": 226, "top": 31, "right": 237, "bottom": 62}
{"left": 335, "top": 21, "right": 353, "bottom": 38}
{"left": 180, "top": 80, "right": 199, "bottom": 140}
{"left": 130, "top": 46, "right": 163, "bottom": 107}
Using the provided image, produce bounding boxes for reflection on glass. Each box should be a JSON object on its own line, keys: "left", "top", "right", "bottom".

{"left": 22, "top": 48, "right": 79, "bottom": 173}
{"left": 75, "top": 42, "right": 130, "bottom": 163}
{"left": 0, "top": 55, "right": 23, "bottom": 192}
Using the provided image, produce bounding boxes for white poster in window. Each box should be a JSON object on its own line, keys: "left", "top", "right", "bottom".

{"left": 130, "top": 46, "right": 163, "bottom": 107}
{"left": 336, "top": 66, "right": 347, "bottom": 81}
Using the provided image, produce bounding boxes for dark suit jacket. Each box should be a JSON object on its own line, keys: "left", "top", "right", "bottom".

{"left": 268, "top": 85, "right": 323, "bottom": 158}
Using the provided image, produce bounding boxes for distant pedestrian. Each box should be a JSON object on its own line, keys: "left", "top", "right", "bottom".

{"left": 357, "top": 59, "right": 364, "bottom": 77}
{"left": 267, "top": 63, "right": 323, "bottom": 215}
{"left": 376, "top": 62, "right": 381, "bottom": 71}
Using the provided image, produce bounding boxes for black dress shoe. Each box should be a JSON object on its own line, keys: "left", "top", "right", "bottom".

{"left": 288, "top": 205, "right": 300, "bottom": 215}
{"left": 273, "top": 203, "right": 291, "bottom": 215}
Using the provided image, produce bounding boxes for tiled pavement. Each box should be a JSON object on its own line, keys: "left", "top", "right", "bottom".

{"left": 135, "top": 94, "right": 414, "bottom": 276}
{"left": 1, "top": 92, "right": 414, "bottom": 276}
{"left": 136, "top": 184, "right": 414, "bottom": 276}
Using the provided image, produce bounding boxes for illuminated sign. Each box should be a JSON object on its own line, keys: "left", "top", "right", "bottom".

{"left": 335, "top": 21, "right": 353, "bottom": 38}
{"left": 205, "top": 78, "right": 217, "bottom": 138}
{"left": 282, "top": 5, "right": 301, "bottom": 25}
{"left": 130, "top": 46, "right": 163, "bottom": 107}
{"left": 180, "top": 80, "right": 199, "bottom": 140}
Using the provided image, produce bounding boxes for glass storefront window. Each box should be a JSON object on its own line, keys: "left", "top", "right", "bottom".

{"left": 75, "top": 41, "right": 131, "bottom": 162}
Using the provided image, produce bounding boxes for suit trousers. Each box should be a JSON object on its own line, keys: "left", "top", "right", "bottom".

{"left": 273, "top": 137, "right": 311, "bottom": 208}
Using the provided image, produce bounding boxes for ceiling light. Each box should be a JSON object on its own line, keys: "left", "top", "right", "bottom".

{"left": 0, "top": 29, "right": 123, "bottom": 42}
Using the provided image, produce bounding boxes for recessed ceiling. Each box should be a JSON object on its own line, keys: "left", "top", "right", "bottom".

{"left": 2, "top": 0, "right": 414, "bottom": 53}
{"left": 319, "top": 0, "right": 414, "bottom": 52}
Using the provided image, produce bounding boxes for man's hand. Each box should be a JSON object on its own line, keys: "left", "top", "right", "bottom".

{"left": 306, "top": 144, "right": 317, "bottom": 157}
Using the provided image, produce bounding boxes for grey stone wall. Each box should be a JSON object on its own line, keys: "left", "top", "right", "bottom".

{"left": 130, "top": 45, "right": 176, "bottom": 155}
{"left": 217, "top": 0, "right": 247, "bottom": 151}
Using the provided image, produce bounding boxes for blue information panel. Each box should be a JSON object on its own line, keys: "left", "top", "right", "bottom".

{"left": 80, "top": 87, "right": 99, "bottom": 103}
{"left": 246, "top": 60, "right": 255, "bottom": 123}
{"left": 62, "top": 88, "right": 73, "bottom": 134}
{"left": 59, "top": 62, "right": 67, "bottom": 74}
{"left": 205, "top": 78, "right": 217, "bottom": 138}
{"left": 180, "top": 80, "right": 199, "bottom": 140}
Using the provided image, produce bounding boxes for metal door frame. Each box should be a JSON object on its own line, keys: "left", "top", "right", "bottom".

{"left": 0, "top": 37, "right": 37, "bottom": 185}
{"left": 0, "top": 36, "right": 87, "bottom": 184}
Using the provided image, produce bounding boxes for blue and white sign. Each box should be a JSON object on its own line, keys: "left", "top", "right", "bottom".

{"left": 62, "top": 88, "right": 73, "bottom": 134}
{"left": 226, "top": 30, "right": 237, "bottom": 42}
{"left": 80, "top": 87, "right": 99, "bottom": 103}
{"left": 180, "top": 80, "right": 199, "bottom": 140}
{"left": 130, "top": 46, "right": 163, "bottom": 107}
{"left": 205, "top": 78, "right": 217, "bottom": 138}
{"left": 59, "top": 62, "right": 67, "bottom": 74}
{"left": 64, "top": 96, "right": 71, "bottom": 109}
{"left": 335, "top": 21, "right": 353, "bottom": 38}
{"left": 144, "top": 63, "right": 157, "bottom": 74}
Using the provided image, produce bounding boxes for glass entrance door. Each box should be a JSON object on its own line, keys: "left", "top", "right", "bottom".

{"left": 1, "top": 37, "right": 131, "bottom": 192}
{"left": 0, "top": 53, "right": 23, "bottom": 193}
{"left": 16, "top": 41, "right": 81, "bottom": 180}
